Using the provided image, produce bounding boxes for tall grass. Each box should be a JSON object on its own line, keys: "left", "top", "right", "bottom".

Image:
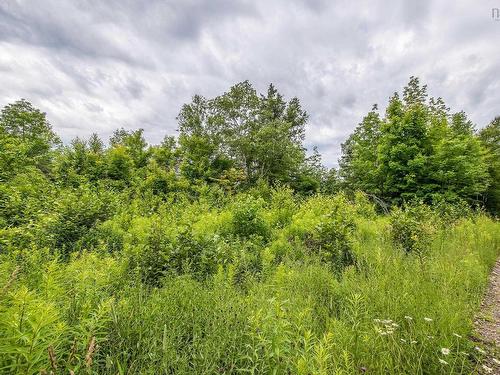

{"left": 0, "top": 193, "right": 498, "bottom": 374}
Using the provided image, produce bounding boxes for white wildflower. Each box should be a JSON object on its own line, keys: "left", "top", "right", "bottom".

{"left": 404, "top": 315, "right": 413, "bottom": 321}
{"left": 400, "top": 338, "right": 407, "bottom": 343}
{"left": 475, "top": 346, "right": 486, "bottom": 355}
{"left": 411, "top": 340, "right": 418, "bottom": 344}
{"left": 492, "top": 358, "right": 500, "bottom": 365}
{"left": 482, "top": 365, "right": 493, "bottom": 373}
{"left": 424, "top": 317, "right": 433, "bottom": 322}
{"left": 453, "top": 333, "right": 462, "bottom": 338}
{"left": 438, "top": 359, "right": 448, "bottom": 365}
{"left": 441, "top": 348, "right": 450, "bottom": 356}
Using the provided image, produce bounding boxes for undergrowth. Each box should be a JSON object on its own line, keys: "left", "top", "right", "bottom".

{"left": 0, "top": 190, "right": 499, "bottom": 374}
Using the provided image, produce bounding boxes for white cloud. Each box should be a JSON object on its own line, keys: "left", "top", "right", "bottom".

{"left": 0, "top": 0, "right": 499, "bottom": 167}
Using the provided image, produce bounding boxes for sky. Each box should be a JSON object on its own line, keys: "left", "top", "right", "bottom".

{"left": 1, "top": 0, "right": 499, "bottom": 166}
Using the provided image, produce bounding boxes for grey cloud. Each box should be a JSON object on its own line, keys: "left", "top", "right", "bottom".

{"left": 0, "top": 0, "right": 499, "bottom": 167}
{"left": 85, "top": 103, "right": 103, "bottom": 113}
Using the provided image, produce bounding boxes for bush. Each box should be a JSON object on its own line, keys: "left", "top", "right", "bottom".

{"left": 390, "top": 202, "right": 437, "bottom": 256}
{"left": 265, "top": 185, "right": 298, "bottom": 229}
{"left": 231, "top": 194, "right": 270, "bottom": 240}
{"left": 287, "top": 194, "right": 357, "bottom": 273}
{"left": 38, "top": 185, "right": 116, "bottom": 254}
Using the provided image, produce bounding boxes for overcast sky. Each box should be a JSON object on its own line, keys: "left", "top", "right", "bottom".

{"left": 1, "top": 0, "right": 499, "bottom": 166}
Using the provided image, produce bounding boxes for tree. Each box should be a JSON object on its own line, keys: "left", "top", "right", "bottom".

{"left": 291, "top": 147, "right": 325, "bottom": 194}
{"left": 0, "top": 99, "right": 60, "bottom": 175}
{"left": 479, "top": 117, "right": 500, "bottom": 215}
{"left": 177, "top": 81, "right": 309, "bottom": 188}
{"left": 110, "top": 128, "right": 150, "bottom": 168}
{"left": 339, "top": 105, "right": 382, "bottom": 195}
{"left": 338, "top": 78, "right": 490, "bottom": 207}
{"left": 429, "top": 112, "right": 490, "bottom": 205}
{"left": 53, "top": 134, "right": 107, "bottom": 185}
{"left": 377, "top": 90, "right": 432, "bottom": 204}
{"left": 106, "top": 145, "right": 134, "bottom": 183}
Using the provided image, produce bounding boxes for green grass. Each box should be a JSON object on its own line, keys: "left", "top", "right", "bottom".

{"left": 0, "top": 194, "right": 499, "bottom": 374}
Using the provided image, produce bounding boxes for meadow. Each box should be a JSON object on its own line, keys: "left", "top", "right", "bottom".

{"left": 1, "top": 78, "right": 499, "bottom": 374}
{"left": 1, "top": 189, "right": 499, "bottom": 374}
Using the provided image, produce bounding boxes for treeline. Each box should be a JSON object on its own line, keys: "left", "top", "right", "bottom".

{"left": 0, "top": 77, "right": 499, "bottom": 215}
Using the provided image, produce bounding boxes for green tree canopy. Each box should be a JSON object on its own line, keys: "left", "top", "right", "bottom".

{"left": 479, "top": 117, "right": 500, "bottom": 215}
{"left": 339, "top": 77, "right": 490, "bottom": 207}
{"left": 177, "top": 81, "right": 316, "bottom": 191}
{"left": 0, "top": 99, "right": 60, "bottom": 178}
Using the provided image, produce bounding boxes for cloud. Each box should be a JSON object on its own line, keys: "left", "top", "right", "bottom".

{"left": 0, "top": 0, "right": 499, "bottom": 167}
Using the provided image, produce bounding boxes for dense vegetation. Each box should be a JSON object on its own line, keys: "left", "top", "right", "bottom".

{"left": 0, "top": 78, "right": 499, "bottom": 374}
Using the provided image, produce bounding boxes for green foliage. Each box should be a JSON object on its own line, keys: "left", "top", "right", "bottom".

{"left": 286, "top": 195, "right": 358, "bottom": 273}
{"left": 1, "top": 85, "right": 499, "bottom": 374}
{"left": 231, "top": 194, "right": 270, "bottom": 240}
{"left": 390, "top": 202, "right": 436, "bottom": 256}
{"left": 479, "top": 117, "right": 500, "bottom": 215}
{"left": 106, "top": 145, "right": 134, "bottom": 183}
{"left": 0, "top": 99, "right": 60, "bottom": 177}
{"left": 1, "top": 215, "right": 498, "bottom": 374}
{"left": 339, "top": 77, "right": 491, "bottom": 207}
{"left": 37, "top": 185, "right": 116, "bottom": 253}
{"left": 177, "top": 81, "right": 318, "bottom": 189}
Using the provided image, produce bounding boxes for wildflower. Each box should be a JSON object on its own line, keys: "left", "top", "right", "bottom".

{"left": 482, "top": 365, "right": 492, "bottom": 373}
{"left": 374, "top": 319, "right": 381, "bottom": 323}
{"left": 411, "top": 340, "right": 418, "bottom": 344}
{"left": 438, "top": 359, "right": 448, "bottom": 365}
{"left": 453, "top": 333, "right": 462, "bottom": 338}
{"left": 441, "top": 348, "right": 450, "bottom": 356}
{"left": 400, "top": 338, "right": 407, "bottom": 343}
{"left": 392, "top": 323, "right": 399, "bottom": 328}
{"left": 475, "top": 346, "right": 486, "bottom": 355}
{"left": 492, "top": 358, "right": 500, "bottom": 365}
{"left": 424, "top": 317, "right": 433, "bottom": 322}
{"left": 404, "top": 315, "right": 413, "bottom": 321}
{"left": 427, "top": 335, "right": 434, "bottom": 339}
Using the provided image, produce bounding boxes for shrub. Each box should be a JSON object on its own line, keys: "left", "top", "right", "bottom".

{"left": 353, "top": 191, "right": 377, "bottom": 219}
{"left": 390, "top": 202, "right": 437, "bottom": 256}
{"left": 37, "top": 185, "right": 116, "bottom": 254}
{"left": 231, "top": 194, "right": 270, "bottom": 240}
{"left": 288, "top": 194, "right": 357, "bottom": 273}
{"left": 312, "top": 210, "right": 357, "bottom": 274}
{"left": 265, "top": 185, "right": 298, "bottom": 229}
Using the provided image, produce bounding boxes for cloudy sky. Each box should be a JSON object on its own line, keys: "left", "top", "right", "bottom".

{"left": 1, "top": 0, "right": 499, "bottom": 166}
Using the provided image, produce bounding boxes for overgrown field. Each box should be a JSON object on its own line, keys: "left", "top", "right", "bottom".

{"left": 1, "top": 78, "right": 500, "bottom": 374}
{"left": 1, "top": 189, "right": 499, "bottom": 374}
